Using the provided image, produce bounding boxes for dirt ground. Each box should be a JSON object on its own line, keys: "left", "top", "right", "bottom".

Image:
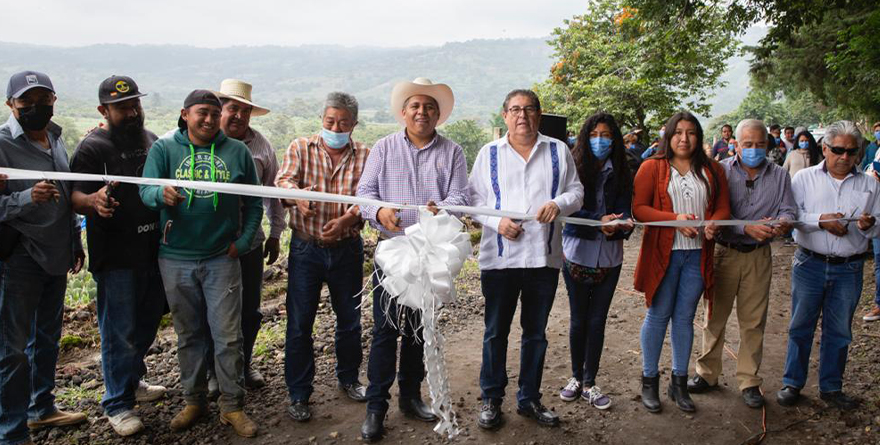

{"left": 41, "top": 230, "right": 880, "bottom": 445}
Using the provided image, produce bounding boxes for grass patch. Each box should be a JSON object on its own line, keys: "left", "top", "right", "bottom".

{"left": 158, "top": 314, "right": 173, "bottom": 329}
{"left": 253, "top": 319, "right": 286, "bottom": 359}
{"left": 56, "top": 385, "right": 104, "bottom": 406}
{"left": 59, "top": 335, "right": 86, "bottom": 350}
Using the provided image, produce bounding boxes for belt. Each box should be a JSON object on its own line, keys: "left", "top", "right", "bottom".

{"left": 293, "top": 230, "right": 357, "bottom": 249}
{"left": 798, "top": 247, "right": 868, "bottom": 265}
{"left": 716, "top": 240, "right": 767, "bottom": 253}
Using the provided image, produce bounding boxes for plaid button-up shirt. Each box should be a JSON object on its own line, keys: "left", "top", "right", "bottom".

{"left": 275, "top": 134, "right": 369, "bottom": 240}
{"left": 356, "top": 130, "right": 470, "bottom": 238}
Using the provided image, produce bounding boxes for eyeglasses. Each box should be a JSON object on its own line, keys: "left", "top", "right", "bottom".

{"left": 828, "top": 146, "right": 859, "bottom": 156}
{"left": 506, "top": 106, "right": 539, "bottom": 116}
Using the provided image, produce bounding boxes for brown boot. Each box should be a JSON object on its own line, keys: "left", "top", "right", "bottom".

{"left": 27, "top": 409, "right": 87, "bottom": 430}
{"left": 170, "top": 404, "right": 207, "bottom": 432}
{"left": 220, "top": 410, "right": 258, "bottom": 438}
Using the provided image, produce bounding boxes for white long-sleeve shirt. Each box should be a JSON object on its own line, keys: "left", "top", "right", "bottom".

{"left": 469, "top": 133, "right": 584, "bottom": 270}
{"left": 792, "top": 161, "right": 880, "bottom": 257}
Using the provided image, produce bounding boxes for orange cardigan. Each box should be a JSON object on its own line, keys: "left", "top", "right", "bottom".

{"left": 632, "top": 158, "right": 731, "bottom": 311}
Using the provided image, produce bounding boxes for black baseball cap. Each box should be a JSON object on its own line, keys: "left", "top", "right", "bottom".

{"left": 6, "top": 70, "right": 54, "bottom": 99}
{"left": 99, "top": 75, "right": 147, "bottom": 104}
{"left": 177, "top": 89, "right": 222, "bottom": 129}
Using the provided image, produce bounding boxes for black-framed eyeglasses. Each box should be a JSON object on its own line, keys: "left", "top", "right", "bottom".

{"left": 828, "top": 146, "right": 859, "bottom": 156}
{"left": 506, "top": 106, "right": 539, "bottom": 116}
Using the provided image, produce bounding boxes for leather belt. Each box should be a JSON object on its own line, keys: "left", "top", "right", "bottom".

{"left": 716, "top": 240, "right": 767, "bottom": 253}
{"left": 293, "top": 230, "right": 356, "bottom": 249}
{"left": 798, "top": 247, "right": 869, "bottom": 265}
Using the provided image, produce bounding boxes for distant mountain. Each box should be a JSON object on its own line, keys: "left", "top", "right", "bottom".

{"left": 0, "top": 31, "right": 761, "bottom": 124}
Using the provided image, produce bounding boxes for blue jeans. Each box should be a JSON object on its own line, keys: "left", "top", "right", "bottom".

{"left": 783, "top": 249, "right": 863, "bottom": 393}
{"left": 562, "top": 264, "right": 621, "bottom": 386}
{"left": 158, "top": 255, "right": 245, "bottom": 412}
{"left": 640, "top": 249, "right": 704, "bottom": 377}
{"left": 94, "top": 267, "right": 166, "bottom": 416}
{"left": 873, "top": 239, "right": 880, "bottom": 307}
{"left": 0, "top": 248, "right": 66, "bottom": 445}
{"left": 365, "top": 266, "right": 425, "bottom": 414}
{"left": 479, "top": 267, "right": 559, "bottom": 407}
{"left": 285, "top": 236, "right": 364, "bottom": 402}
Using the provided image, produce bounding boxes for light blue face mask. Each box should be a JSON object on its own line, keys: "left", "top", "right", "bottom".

{"left": 874, "top": 130, "right": 880, "bottom": 142}
{"left": 590, "top": 137, "right": 613, "bottom": 160}
{"left": 798, "top": 140, "right": 809, "bottom": 149}
{"left": 740, "top": 148, "right": 767, "bottom": 168}
{"left": 321, "top": 128, "right": 351, "bottom": 149}
{"left": 728, "top": 142, "right": 735, "bottom": 151}
{"left": 659, "top": 129, "right": 665, "bottom": 138}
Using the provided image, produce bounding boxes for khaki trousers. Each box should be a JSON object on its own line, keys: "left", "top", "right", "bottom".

{"left": 695, "top": 244, "right": 771, "bottom": 390}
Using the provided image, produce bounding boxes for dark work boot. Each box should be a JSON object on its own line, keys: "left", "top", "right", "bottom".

{"left": 361, "top": 411, "right": 385, "bottom": 442}
{"left": 641, "top": 375, "right": 661, "bottom": 413}
{"left": 668, "top": 374, "right": 696, "bottom": 412}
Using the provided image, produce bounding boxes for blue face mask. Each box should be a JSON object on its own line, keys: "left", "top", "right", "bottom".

{"left": 589, "top": 137, "right": 613, "bottom": 160}
{"left": 874, "top": 130, "right": 880, "bottom": 141}
{"left": 728, "top": 142, "right": 735, "bottom": 151}
{"left": 658, "top": 130, "right": 665, "bottom": 138}
{"left": 321, "top": 128, "right": 351, "bottom": 149}
{"left": 740, "top": 148, "right": 767, "bottom": 168}
{"left": 798, "top": 140, "right": 809, "bottom": 149}
{"left": 774, "top": 137, "right": 781, "bottom": 146}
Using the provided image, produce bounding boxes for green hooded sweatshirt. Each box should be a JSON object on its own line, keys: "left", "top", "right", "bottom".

{"left": 139, "top": 128, "right": 263, "bottom": 260}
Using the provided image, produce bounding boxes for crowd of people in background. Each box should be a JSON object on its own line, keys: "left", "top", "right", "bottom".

{"left": 1, "top": 69, "right": 879, "bottom": 445}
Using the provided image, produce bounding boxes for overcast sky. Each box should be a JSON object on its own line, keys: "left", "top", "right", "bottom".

{"left": 5, "top": 0, "right": 588, "bottom": 48}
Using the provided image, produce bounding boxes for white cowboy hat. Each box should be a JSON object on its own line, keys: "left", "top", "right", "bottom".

{"left": 390, "top": 77, "right": 454, "bottom": 126}
{"left": 213, "top": 79, "right": 270, "bottom": 116}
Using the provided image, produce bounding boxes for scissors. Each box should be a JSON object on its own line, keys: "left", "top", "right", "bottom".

{"left": 104, "top": 163, "right": 115, "bottom": 202}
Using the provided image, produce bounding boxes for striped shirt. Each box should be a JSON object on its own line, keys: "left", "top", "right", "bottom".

{"left": 275, "top": 134, "right": 369, "bottom": 240}
{"left": 719, "top": 156, "right": 797, "bottom": 245}
{"left": 241, "top": 128, "right": 286, "bottom": 253}
{"left": 357, "top": 130, "right": 470, "bottom": 238}
{"left": 668, "top": 166, "right": 708, "bottom": 250}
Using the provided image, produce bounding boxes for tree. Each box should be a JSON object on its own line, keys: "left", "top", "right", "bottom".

{"left": 628, "top": 0, "right": 880, "bottom": 121}
{"left": 371, "top": 109, "right": 395, "bottom": 123}
{"left": 439, "top": 119, "right": 490, "bottom": 169}
{"left": 264, "top": 114, "right": 297, "bottom": 152}
{"left": 538, "top": 0, "right": 736, "bottom": 133}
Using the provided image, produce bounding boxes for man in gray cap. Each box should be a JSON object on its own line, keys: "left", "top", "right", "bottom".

{"left": 0, "top": 70, "right": 88, "bottom": 445}
{"left": 69, "top": 75, "right": 166, "bottom": 437}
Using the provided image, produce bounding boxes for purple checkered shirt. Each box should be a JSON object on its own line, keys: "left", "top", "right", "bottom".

{"left": 357, "top": 130, "right": 470, "bottom": 238}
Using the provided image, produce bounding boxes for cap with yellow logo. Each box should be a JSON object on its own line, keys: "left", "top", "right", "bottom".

{"left": 98, "top": 75, "right": 147, "bottom": 105}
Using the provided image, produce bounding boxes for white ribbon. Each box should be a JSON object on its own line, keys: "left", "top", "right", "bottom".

{"left": 374, "top": 209, "right": 470, "bottom": 438}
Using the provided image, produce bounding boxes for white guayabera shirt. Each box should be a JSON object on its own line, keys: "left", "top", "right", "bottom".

{"left": 468, "top": 133, "right": 584, "bottom": 270}
{"left": 792, "top": 161, "right": 880, "bottom": 257}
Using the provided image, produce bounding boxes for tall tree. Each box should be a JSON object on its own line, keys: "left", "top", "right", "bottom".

{"left": 537, "top": 0, "right": 736, "bottom": 133}
{"left": 439, "top": 119, "right": 490, "bottom": 169}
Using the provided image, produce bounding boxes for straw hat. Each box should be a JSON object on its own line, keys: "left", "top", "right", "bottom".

{"left": 389, "top": 77, "right": 454, "bottom": 126}
{"left": 213, "top": 79, "right": 270, "bottom": 116}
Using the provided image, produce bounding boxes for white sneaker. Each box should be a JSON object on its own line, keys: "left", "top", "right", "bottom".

{"left": 135, "top": 380, "right": 166, "bottom": 402}
{"left": 108, "top": 410, "right": 144, "bottom": 436}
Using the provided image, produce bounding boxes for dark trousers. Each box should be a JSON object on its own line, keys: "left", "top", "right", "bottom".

{"left": 479, "top": 267, "right": 559, "bottom": 407}
{"left": 0, "top": 249, "right": 66, "bottom": 445}
{"left": 562, "top": 264, "right": 621, "bottom": 387}
{"left": 284, "top": 236, "right": 364, "bottom": 402}
{"left": 206, "top": 247, "right": 263, "bottom": 373}
{"left": 365, "top": 267, "right": 425, "bottom": 414}
{"left": 94, "top": 267, "right": 166, "bottom": 416}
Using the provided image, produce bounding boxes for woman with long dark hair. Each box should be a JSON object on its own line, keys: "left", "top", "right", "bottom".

{"left": 558, "top": 113, "right": 634, "bottom": 410}
{"left": 632, "top": 111, "right": 731, "bottom": 413}
{"left": 783, "top": 130, "right": 821, "bottom": 176}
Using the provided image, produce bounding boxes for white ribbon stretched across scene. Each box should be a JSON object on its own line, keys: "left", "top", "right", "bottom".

{"left": 0, "top": 168, "right": 866, "bottom": 438}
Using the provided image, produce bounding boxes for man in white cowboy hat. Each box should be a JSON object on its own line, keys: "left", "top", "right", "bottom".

{"left": 356, "top": 77, "right": 470, "bottom": 442}
{"left": 201, "top": 79, "right": 286, "bottom": 394}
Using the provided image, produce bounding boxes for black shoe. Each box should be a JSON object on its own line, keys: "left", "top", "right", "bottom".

{"left": 516, "top": 401, "right": 559, "bottom": 427}
{"left": 742, "top": 386, "right": 765, "bottom": 408}
{"left": 361, "top": 411, "right": 385, "bottom": 442}
{"left": 207, "top": 370, "right": 219, "bottom": 401}
{"left": 820, "top": 391, "right": 859, "bottom": 411}
{"left": 687, "top": 375, "right": 717, "bottom": 394}
{"left": 287, "top": 400, "right": 311, "bottom": 422}
{"left": 776, "top": 386, "right": 801, "bottom": 407}
{"left": 339, "top": 381, "right": 367, "bottom": 402}
{"left": 244, "top": 367, "right": 266, "bottom": 389}
{"left": 667, "top": 375, "right": 696, "bottom": 412}
{"left": 398, "top": 398, "right": 437, "bottom": 422}
{"left": 641, "top": 375, "right": 662, "bottom": 413}
{"left": 477, "top": 399, "right": 502, "bottom": 430}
